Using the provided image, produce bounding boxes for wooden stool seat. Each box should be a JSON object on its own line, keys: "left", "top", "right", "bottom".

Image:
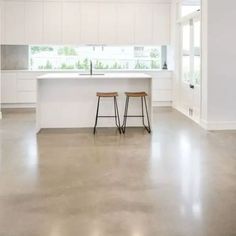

{"left": 97, "top": 92, "right": 118, "bottom": 97}
{"left": 125, "top": 92, "right": 147, "bottom": 97}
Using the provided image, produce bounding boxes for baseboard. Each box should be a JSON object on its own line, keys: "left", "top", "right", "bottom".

{"left": 174, "top": 105, "right": 203, "bottom": 127}
{"left": 200, "top": 120, "right": 236, "bottom": 130}
{"left": 152, "top": 101, "right": 172, "bottom": 107}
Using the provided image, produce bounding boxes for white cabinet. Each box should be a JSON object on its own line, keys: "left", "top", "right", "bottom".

{"left": 1, "top": 1, "right": 171, "bottom": 46}
{"left": 1, "top": 72, "right": 40, "bottom": 105}
{"left": 25, "top": 2, "right": 43, "bottom": 44}
{"left": 117, "top": 3, "right": 135, "bottom": 44}
{"left": 151, "top": 72, "right": 172, "bottom": 105}
{"left": 99, "top": 3, "right": 117, "bottom": 44}
{"left": 1, "top": 73, "right": 17, "bottom": 103}
{"left": 0, "top": 1, "right": 4, "bottom": 45}
{"left": 43, "top": 2, "right": 62, "bottom": 44}
{"left": 4, "top": 2, "right": 25, "bottom": 44}
{"left": 62, "top": 2, "right": 81, "bottom": 44}
{"left": 152, "top": 4, "right": 170, "bottom": 45}
{"left": 80, "top": 2, "right": 99, "bottom": 44}
{"left": 134, "top": 4, "right": 153, "bottom": 45}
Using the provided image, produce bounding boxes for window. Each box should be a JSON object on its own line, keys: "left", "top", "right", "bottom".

{"left": 181, "top": 5, "right": 200, "bottom": 17}
{"left": 181, "top": 0, "right": 200, "bottom": 17}
{"left": 29, "top": 46, "right": 163, "bottom": 71}
{"left": 181, "top": 18, "right": 201, "bottom": 86}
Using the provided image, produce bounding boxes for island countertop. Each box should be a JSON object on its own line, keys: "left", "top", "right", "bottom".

{"left": 37, "top": 73, "right": 152, "bottom": 80}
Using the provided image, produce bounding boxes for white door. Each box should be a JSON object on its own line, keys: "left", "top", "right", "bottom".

{"left": 180, "top": 16, "right": 201, "bottom": 122}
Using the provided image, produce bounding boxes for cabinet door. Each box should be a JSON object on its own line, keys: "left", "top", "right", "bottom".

{"left": 25, "top": 2, "right": 43, "bottom": 44}
{"left": 62, "top": 2, "right": 80, "bottom": 44}
{"left": 80, "top": 2, "right": 99, "bottom": 44}
{"left": 99, "top": 3, "right": 117, "bottom": 44}
{"left": 152, "top": 4, "right": 170, "bottom": 45}
{"left": 1, "top": 73, "right": 17, "bottom": 103}
{"left": 134, "top": 4, "right": 153, "bottom": 45}
{"left": 117, "top": 3, "right": 135, "bottom": 44}
{"left": 4, "top": 2, "right": 25, "bottom": 44}
{"left": 44, "top": 2, "right": 62, "bottom": 44}
{"left": 0, "top": 1, "right": 4, "bottom": 44}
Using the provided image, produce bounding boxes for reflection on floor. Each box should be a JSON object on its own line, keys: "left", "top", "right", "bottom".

{"left": 0, "top": 108, "right": 236, "bottom": 236}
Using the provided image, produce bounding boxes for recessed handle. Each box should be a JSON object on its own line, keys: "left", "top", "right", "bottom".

{"left": 189, "top": 84, "right": 195, "bottom": 89}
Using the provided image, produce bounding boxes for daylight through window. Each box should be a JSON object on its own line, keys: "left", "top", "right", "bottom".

{"left": 29, "top": 46, "right": 163, "bottom": 71}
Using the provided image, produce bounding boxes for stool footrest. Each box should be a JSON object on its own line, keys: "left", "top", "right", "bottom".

{"left": 124, "top": 115, "right": 144, "bottom": 118}
{"left": 98, "top": 115, "right": 116, "bottom": 118}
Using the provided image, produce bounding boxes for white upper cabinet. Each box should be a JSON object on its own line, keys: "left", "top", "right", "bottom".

{"left": 25, "top": 2, "right": 43, "bottom": 44}
{"left": 80, "top": 2, "right": 99, "bottom": 44}
{"left": 0, "top": 1, "right": 4, "bottom": 44}
{"left": 1, "top": 1, "right": 171, "bottom": 45}
{"left": 4, "top": 2, "right": 25, "bottom": 44}
{"left": 99, "top": 3, "right": 117, "bottom": 44}
{"left": 152, "top": 4, "right": 170, "bottom": 45}
{"left": 134, "top": 4, "right": 153, "bottom": 45}
{"left": 43, "top": 2, "right": 62, "bottom": 44}
{"left": 62, "top": 2, "right": 81, "bottom": 44}
{"left": 117, "top": 3, "right": 135, "bottom": 44}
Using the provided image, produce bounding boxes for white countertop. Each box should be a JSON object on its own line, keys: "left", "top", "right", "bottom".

{"left": 37, "top": 73, "right": 152, "bottom": 80}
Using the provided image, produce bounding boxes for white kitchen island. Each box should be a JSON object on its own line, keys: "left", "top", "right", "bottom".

{"left": 36, "top": 73, "right": 152, "bottom": 132}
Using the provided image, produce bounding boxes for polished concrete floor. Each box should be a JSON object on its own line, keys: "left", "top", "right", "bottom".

{"left": 0, "top": 108, "right": 236, "bottom": 236}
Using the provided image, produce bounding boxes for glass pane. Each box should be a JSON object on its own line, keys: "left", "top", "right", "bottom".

{"left": 194, "top": 21, "right": 201, "bottom": 85}
{"left": 182, "top": 56, "right": 190, "bottom": 83}
{"left": 181, "top": 5, "right": 200, "bottom": 17}
{"left": 193, "top": 56, "right": 200, "bottom": 85}
{"left": 182, "top": 24, "right": 190, "bottom": 83}
{"left": 182, "top": 24, "right": 190, "bottom": 52}
{"left": 29, "top": 46, "right": 162, "bottom": 71}
{"left": 194, "top": 21, "right": 201, "bottom": 51}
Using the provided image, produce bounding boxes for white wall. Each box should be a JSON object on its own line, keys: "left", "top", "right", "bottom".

{"left": 202, "top": 0, "right": 236, "bottom": 129}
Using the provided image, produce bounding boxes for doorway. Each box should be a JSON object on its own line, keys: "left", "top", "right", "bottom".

{"left": 178, "top": 4, "right": 201, "bottom": 123}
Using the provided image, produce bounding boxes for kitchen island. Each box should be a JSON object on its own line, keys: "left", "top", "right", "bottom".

{"left": 36, "top": 73, "right": 152, "bottom": 132}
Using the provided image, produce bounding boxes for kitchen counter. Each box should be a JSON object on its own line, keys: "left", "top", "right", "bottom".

{"left": 37, "top": 73, "right": 152, "bottom": 80}
{"left": 36, "top": 73, "right": 153, "bottom": 132}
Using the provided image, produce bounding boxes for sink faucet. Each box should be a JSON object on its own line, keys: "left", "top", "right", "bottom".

{"left": 90, "top": 60, "right": 93, "bottom": 76}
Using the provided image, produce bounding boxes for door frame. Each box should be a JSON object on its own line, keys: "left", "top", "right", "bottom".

{"left": 177, "top": 10, "right": 201, "bottom": 123}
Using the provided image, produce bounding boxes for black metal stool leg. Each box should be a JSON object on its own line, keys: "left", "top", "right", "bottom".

{"left": 93, "top": 96, "right": 100, "bottom": 134}
{"left": 141, "top": 97, "right": 145, "bottom": 126}
{"left": 144, "top": 96, "right": 151, "bottom": 133}
{"left": 114, "top": 97, "right": 122, "bottom": 134}
{"left": 122, "top": 96, "right": 129, "bottom": 134}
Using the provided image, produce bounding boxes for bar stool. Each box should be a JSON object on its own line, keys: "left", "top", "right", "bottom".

{"left": 93, "top": 92, "right": 121, "bottom": 134}
{"left": 122, "top": 92, "right": 151, "bottom": 134}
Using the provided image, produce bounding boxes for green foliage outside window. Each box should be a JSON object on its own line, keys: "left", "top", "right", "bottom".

{"left": 29, "top": 46, "right": 163, "bottom": 71}
{"left": 58, "top": 47, "right": 77, "bottom": 56}
{"left": 31, "top": 46, "right": 53, "bottom": 54}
